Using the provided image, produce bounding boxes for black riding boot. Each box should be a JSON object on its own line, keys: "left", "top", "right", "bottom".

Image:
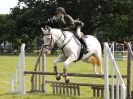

{"left": 79, "top": 38, "right": 88, "bottom": 54}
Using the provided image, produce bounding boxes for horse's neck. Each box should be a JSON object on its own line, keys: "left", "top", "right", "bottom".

{"left": 51, "top": 29, "right": 65, "bottom": 46}
{"left": 52, "top": 29, "right": 81, "bottom": 58}
{"left": 52, "top": 29, "right": 73, "bottom": 47}
{"left": 52, "top": 29, "right": 64, "bottom": 40}
{"left": 51, "top": 29, "right": 59, "bottom": 37}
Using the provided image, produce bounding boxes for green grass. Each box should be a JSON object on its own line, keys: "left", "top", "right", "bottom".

{"left": 0, "top": 55, "right": 132, "bottom": 99}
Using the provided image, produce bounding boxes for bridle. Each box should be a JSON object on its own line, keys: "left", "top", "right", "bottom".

{"left": 43, "top": 30, "right": 72, "bottom": 53}
{"left": 43, "top": 33, "right": 53, "bottom": 50}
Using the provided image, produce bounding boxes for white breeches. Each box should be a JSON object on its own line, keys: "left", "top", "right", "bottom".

{"left": 76, "top": 27, "right": 82, "bottom": 39}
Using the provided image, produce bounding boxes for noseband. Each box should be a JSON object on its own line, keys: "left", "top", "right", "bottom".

{"left": 43, "top": 34, "right": 53, "bottom": 50}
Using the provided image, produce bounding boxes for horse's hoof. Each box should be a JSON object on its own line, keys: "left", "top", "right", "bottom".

{"left": 55, "top": 74, "right": 61, "bottom": 80}
{"left": 64, "top": 77, "right": 70, "bottom": 83}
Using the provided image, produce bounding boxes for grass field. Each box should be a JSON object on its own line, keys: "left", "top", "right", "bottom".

{"left": 0, "top": 54, "right": 132, "bottom": 99}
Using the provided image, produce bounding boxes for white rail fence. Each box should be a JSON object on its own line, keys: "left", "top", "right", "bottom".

{"left": 104, "top": 42, "right": 126, "bottom": 99}
{"left": 113, "top": 42, "right": 127, "bottom": 60}
{"left": 10, "top": 44, "right": 26, "bottom": 94}
{"left": 10, "top": 43, "right": 127, "bottom": 99}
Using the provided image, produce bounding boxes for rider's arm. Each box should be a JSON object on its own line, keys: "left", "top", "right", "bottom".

{"left": 63, "top": 15, "right": 75, "bottom": 31}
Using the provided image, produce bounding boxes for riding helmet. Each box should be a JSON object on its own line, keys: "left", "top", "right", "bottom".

{"left": 56, "top": 7, "right": 66, "bottom": 14}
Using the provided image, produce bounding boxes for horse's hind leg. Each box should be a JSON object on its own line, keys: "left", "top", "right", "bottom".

{"left": 93, "top": 64, "right": 98, "bottom": 74}
{"left": 96, "top": 56, "right": 103, "bottom": 74}
{"left": 85, "top": 55, "right": 98, "bottom": 74}
{"left": 99, "top": 63, "right": 104, "bottom": 74}
{"left": 92, "top": 56, "right": 103, "bottom": 74}
{"left": 85, "top": 55, "right": 103, "bottom": 74}
{"left": 90, "top": 56, "right": 99, "bottom": 74}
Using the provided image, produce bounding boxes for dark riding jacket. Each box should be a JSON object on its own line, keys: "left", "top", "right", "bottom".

{"left": 58, "top": 14, "right": 75, "bottom": 31}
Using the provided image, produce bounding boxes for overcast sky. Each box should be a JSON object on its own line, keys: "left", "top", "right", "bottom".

{"left": 0, "top": 0, "right": 18, "bottom": 14}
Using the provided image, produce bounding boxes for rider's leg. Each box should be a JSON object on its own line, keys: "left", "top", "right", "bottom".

{"left": 79, "top": 38, "right": 88, "bottom": 53}
{"left": 76, "top": 26, "right": 88, "bottom": 54}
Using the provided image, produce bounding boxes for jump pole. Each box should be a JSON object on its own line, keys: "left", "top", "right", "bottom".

{"left": 24, "top": 71, "right": 127, "bottom": 78}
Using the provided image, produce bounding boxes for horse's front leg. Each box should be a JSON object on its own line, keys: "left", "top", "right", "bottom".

{"left": 53, "top": 54, "right": 66, "bottom": 80}
{"left": 62, "top": 54, "right": 76, "bottom": 83}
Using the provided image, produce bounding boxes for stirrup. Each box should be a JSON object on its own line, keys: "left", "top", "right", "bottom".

{"left": 83, "top": 48, "right": 88, "bottom": 54}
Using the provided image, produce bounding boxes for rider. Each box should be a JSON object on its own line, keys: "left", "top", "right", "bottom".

{"left": 54, "top": 7, "right": 88, "bottom": 54}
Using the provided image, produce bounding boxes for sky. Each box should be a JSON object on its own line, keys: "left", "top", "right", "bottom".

{"left": 0, "top": 0, "right": 18, "bottom": 14}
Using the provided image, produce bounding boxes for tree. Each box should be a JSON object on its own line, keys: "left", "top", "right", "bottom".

{"left": 56, "top": 0, "right": 133, "bottom": 42}
{"left": 1, "top": 0, "right": 132, "bottom": 49}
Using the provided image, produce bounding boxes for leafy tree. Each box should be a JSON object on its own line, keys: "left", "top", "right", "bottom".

{"left": 1, "top": 0, "right": 133, "bottom": 51}
{"left": 56, "top": 0, "right": 133, "bottom": 42}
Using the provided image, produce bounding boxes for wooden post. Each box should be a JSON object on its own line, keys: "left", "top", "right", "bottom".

{"left": 77, "top": 85, "right": 80, "bottom": 96}
{"left": 101, "top": 89, "right": 104, "bottom": 97}
{"left": 59, "top": 84, "right": 62, "bottom": 94}
{"left": 74, "top": 85, "right": 76, "bottom": 96}
{"left": 31, "top": 47, "right": 43, "bottom": 91}
{"left": 39, "top": 60, "right": 41, "bottom": 90}
{"left": 63, "top": 84, "right": 65, "bottom": 94}
{"left": 42, "top": 50, "right": 46, "bottom": 93}
{"left": 70, "top": 86, "right": 72, "bottom": 96}
{"left": 52, "top": 84, "right": 55, "bottom": 94}
{"left": 66, "top": 85, "right": 69, "bottom": 95}
{"left": 127, "top": 43, "right": 132, "bottom": 99}
{"left": 31, "top": 47, "right": 43, "bottom": 82}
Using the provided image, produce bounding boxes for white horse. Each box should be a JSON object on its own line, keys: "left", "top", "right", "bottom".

{"left": 41, "top": 26, "right": 103, "bottom": 83}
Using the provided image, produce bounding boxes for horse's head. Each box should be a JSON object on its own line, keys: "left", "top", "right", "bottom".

{"left": 41, "top": 26, "right": 54, "bottom": 54}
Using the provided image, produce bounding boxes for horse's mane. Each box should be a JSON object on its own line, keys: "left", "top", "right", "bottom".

{"left": 52, "top": 28, "right": 74, "bottom": 36}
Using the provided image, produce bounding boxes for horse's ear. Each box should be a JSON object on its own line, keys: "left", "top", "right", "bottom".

{"left": 41, "top": 27, "right": 46, "bottom": 34}
{"left": 45, "top": 25, "right": 51, "bottom": 32}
